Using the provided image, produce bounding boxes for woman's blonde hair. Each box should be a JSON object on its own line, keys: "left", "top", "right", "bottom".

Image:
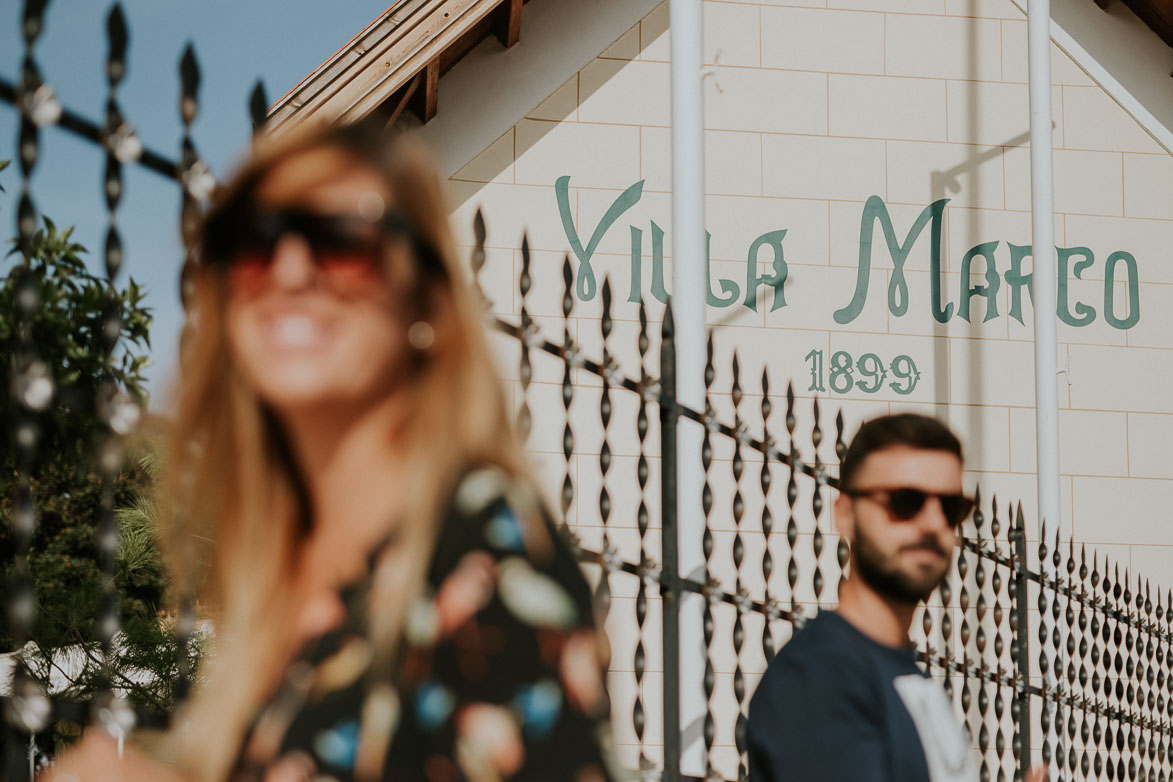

{"left": 160, "top": 122, "right": 527, "bottom": 781}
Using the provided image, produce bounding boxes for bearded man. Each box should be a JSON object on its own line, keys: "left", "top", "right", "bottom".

{"left": 747, "top": 413, "right": 983, "bottom": 782}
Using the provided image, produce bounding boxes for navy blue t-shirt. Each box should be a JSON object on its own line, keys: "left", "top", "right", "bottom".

{"left": 747, "top": 611, "right": 977, "bottom": 782}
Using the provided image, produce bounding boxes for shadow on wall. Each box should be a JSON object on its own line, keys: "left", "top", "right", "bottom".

{"left": 926, "top": 0, "right": 1056, "bottom": 540}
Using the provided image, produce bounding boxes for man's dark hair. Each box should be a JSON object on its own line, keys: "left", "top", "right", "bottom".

{"left": 839, "top": 413, "right": 963, "bottom": 490}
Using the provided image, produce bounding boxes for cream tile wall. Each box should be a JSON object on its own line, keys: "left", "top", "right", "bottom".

{"left": 444, "top": 0, "right": 1172, "bottom": 771}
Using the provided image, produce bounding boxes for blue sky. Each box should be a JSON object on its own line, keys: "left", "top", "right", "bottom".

{"left": 0, "top": 0, "right": 392, "bottom": 406}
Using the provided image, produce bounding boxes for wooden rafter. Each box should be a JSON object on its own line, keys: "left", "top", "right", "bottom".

{"left": 411, "top": 57, "right": 440, "bottom": 122}
{"left": 1097, "top": 0, "right": 1173, "bottom": 51}
{"left": 495, "top": 0, "right": 523, "bottom": 49}
{"left": 270, "top": 0, "right": 536, "bottom": 134}
{"left": 383, "top": 72, "right": 422, "bottom": 129}
{"left": 1120, "top": 0, "right": 1173, "bottom": 50}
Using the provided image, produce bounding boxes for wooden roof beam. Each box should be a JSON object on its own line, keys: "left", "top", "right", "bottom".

{"left": 495, "top": 0, "right": 523, "bottom": 49}
{"left": 409, "top": 57, "right": 440, "bottom": 122}
{"left": 1121, "top": 0, "right": 1173, "bottom": 50}
{"left": 383, "top": 72, "right": 422, "bottom": 129}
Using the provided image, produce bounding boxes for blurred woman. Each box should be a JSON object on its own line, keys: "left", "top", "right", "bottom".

{"left": 50, "top": 121, "right": 615, "bottom": 782}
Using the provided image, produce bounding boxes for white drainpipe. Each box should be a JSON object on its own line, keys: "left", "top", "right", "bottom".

{"left": 669, "top": 0, "right": 708, "bottom": 776}
{"left": 1027, "top": 0, "right": 1062, "bottom": 775}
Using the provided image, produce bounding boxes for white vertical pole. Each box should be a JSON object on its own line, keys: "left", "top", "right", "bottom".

{"left": 1027, "top": 0, "right": 1061, "bottom": 776}
{"left": 669, "top": 0, "right": 707, "bottom": 776}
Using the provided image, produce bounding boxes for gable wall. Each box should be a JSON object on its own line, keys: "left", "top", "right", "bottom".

{"left": 440, "top": 0, "right": 1173, "bottom": 770}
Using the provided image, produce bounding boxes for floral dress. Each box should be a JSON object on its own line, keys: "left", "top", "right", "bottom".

{"left": 231, "top": 468, "right": 618, "bottom": 782}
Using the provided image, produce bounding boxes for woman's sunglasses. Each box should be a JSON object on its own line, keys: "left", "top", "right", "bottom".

{"left": 842, "top": 486, "right": 975, "bottom": 529}
{"left": 203, "top": 206, "right": 418, "bottom": 293}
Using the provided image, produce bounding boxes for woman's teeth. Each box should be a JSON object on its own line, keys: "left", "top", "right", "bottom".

{"left": 269, "top": 315, "right": 324, "bottom": 348}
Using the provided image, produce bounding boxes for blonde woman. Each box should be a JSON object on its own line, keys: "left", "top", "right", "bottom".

{"left": 50, "top": 122, "right": 615, "bottom": 782}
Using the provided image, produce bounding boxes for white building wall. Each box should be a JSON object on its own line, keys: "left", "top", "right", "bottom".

{"left": 440, "top": 0, "right": 1173, "bottom": 771}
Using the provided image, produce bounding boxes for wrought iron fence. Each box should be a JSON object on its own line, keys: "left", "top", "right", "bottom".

{"left": 3, "top": 3, "right": 1173, "bottom": 781}
{"left": 487, "top": 241, "right": 1173, "bottom": 782}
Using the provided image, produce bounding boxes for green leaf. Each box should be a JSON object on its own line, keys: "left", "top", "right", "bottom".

{"left": 0, "top": 201, "right": 162, "bottom": 716}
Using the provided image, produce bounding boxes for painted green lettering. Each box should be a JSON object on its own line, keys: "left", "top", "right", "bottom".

{"left": 1005, "top": 244, "right": 1033, "bottom": 325}
{"left": 556, "top": 175, "right": 644, "bottom": 301}
{"left": 1103, "top": 250, "right": 1141, "bottom": 330}
{"left": 1057, "top": 246, "right": 1095, "bottom": 327}
{"left": 834, "top": 196, "right": 950, "bottom": 324}
{"left": 958, "top": 241, "right": 1001, "bottom": 323}
{"left": 650, "top": 221, "right": 669, "bottom": 304}
{"left": 705, "top": 232, "right": 740, "bottom": 307}
{"left": 743, "top": 229, "right": 789, "bottom": 312}
{"left": 628, "top": 225, "right": 643, "bottom": 304}
{"left": 929, "top": 226, "right": 953, "bottom": 325}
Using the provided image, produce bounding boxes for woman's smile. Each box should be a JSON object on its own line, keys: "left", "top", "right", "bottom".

{"left": 261, "top": 310, "right": 334, "bottom": 351}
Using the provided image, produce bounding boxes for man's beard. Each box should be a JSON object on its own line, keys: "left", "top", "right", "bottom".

{"left": 852, "top": 526, "right": 950, "bottom": 605}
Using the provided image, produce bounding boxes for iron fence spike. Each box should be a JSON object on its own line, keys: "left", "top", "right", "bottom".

{"left": 701, "top": 325, "right": 717, "bottom": 778}
{"left": 638, "top": 302, "right": 648, "bottom": 353}
{"left": 761, "top": 364, "right": 776, "bottom": 660}
{"left": 593, "top": 272, "right": 613, "bottom": 638}
{"left": 633, "top": 285, "right": 652, "bottom": 768}
{"left": 179, "top": 44, "right": 200, "bottom": 124}
{"left": 730, "top": 348, "right": 749, "bottom": 777}
{"left": 23, "top": 0, "right": 48, "bottom": 44}
{"left": 515, "top": 233, "right": 533, "bottom": 440}
{"left": 558, "top": 251, "right": 571, "bottom": 297}
{"left": 705, "top": 329, "right": 714, "bottom": 389}
{"left": 474, "top": 207, "right": 486, "bottom": 245}
{"left": 731, "top": 350, "right": 741, "bottom": 406}
{"left": 106, "top": 4, "right": 128, "bottom": 87}
{"left": 834, "top": 410, "right": 846, "bottom": 464}
{"left": 249, "top": 80, "right": 268, "bottom": 133}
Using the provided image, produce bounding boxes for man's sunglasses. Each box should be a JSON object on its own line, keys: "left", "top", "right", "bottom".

{"left": 203, "top": 206, "right": 420, "bottom": 291}
{"left": 842, "top": 487, "right": 975, "bottom": 529}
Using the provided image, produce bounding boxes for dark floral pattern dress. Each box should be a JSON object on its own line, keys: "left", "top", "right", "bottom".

{"left": 231, "top": 468, "right": 618, "bottom": 782}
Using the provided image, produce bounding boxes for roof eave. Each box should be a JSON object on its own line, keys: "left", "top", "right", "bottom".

{"left": 267, "top": 0, "right": 506, "bottom": 133}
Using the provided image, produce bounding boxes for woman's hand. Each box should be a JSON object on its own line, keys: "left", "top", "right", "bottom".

{"left": 40, "top": 730, "right": 186, "bottom": 782}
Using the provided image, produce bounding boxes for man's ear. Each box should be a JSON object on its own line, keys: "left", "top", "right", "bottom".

{"left": 833, "top": 490, "right": 855, "bottom": 543}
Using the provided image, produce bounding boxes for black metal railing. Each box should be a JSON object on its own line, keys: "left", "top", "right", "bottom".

{"left": 3, "top": 3, "right": 1172, "bottom": 781}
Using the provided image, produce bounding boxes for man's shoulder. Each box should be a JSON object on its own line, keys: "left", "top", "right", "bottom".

{"left": 772, "top": 612, "right": 861, "bottom": 662}
{"left": 755, "top": 613, "right": 872, "bottom": 694}
{"left": 749, "top": 612, "right": 888, "bottom": 751}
